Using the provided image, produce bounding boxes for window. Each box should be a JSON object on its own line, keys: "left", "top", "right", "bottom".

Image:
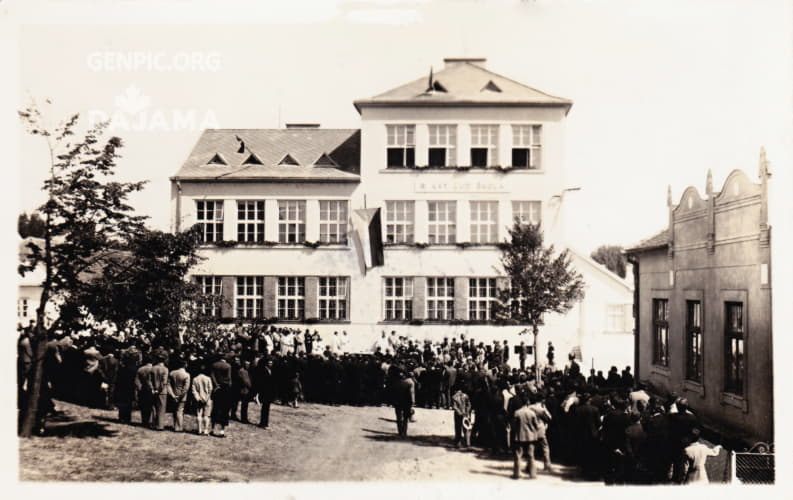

{"left": 512, "top": 201, "right": 542, "bottom": 226}
{"left": 606, "top": 304, "right": 625, "bottom": 332}
{"left": 511, "top": 125, "right": 542, "bottom": 168}
{"left": 428, "top": 201, "right": 456, "bottom": 244}
{"left": 427, "top": 277, "right": 455, "bottom": 320}
{"left": 384, "top": 277, "right": 413, "bottom": 320}
{"left": 385, "top": 201, "right": 415, "bottom": 244}
{"left": 237, "top": 201, "right": 265, "bottom": 243}
{"left": 652, "top": 299, "right": 669, "bottom": 367}
{"left": 196, "top": 200, "right": 224, "bottom": 243}
{"left": 470, "top": 125, "right": 499, "bottom": 167}
{"left": 469, "top": 278, "right": 497, "bottom": 320}
{"left": 319, "top": 200, "right": 348, "bottom": 244}
{"left": 724, "top": 302, "right": 745, "bottom": 395}
{"left": 319, "top": 277, "right": 348, "bottom": 320}
{"left": 18, "top": 299, "right": 28, "bottom": 318}
{"left": 196, "top": 276, "right": 223, "bottom": 317}
{"left": 470, "top": 201, "right": 499, "bottom": 243}
{"left": 277, "top": 277, "right": 305, "bottom": 320}
{"left": 428, "top": 125, "right": 457, "bottom": 167}
{"left": 235, "top": 276, "right": 263, "bottom": 319}
{"left": 386, "top": 125, "right": 415, "bottom": 167}
{"left": 278, "top": 200, "right": 306, "bottom": 243}
{"left": 686, "top": 300, "right": 703, "bottom": 382}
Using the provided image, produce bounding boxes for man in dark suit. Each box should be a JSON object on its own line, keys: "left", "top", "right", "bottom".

{"left": 210, "top": 354, "right": 232, "bottom": 437}
{"left": 254, "top": 357, "right": 275, "bottom": 429}
{"left": 392, "top": 369, "right": 413, "bottom": 437}
{"left": 575, "top": 392, "right": 602, "bottom": 480}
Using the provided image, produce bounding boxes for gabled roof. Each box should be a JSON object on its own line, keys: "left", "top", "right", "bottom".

{"left": 354, "top": 60, "right": 572, "bottom": 113}
{"left": 624, "top": 228, "right": 669, "bottom": 254}
{"left": 172, "top": 129, "right": 361, "bottom": 182}
{"left": 568, "top": 247, "right": 633, "bottom": 292}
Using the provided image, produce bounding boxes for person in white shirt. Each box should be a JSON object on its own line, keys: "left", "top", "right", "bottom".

{"left": 340, "top": 331, "right": 351, "bottom": 354}
{"left": 373, "top": 331, "right": 390, "bottom": 354}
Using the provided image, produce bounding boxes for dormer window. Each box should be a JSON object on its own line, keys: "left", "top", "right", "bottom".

{"left": 481, "top": 80, "right": 502, "bottom": 93}
{"left": 314, "top": 153, "right": 338, "bottom": 168}
{"left": 386, "top": 125, "right": 415, "bottom": 168}
{"left": 511, "top": 125, "right": 541, "bottom": 169}
{"left": 278, "top": 154, "right": 300, "bottom": 166}
{"left": 243, "top": 152, "right": 263, "bottom": 165}
{"left": 207, "top": 153, "right": 227, "bottom": 165}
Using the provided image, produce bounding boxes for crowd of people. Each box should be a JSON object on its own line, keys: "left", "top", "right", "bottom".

{"left": 17, "top": 322, "right": 719, "bottom": 484}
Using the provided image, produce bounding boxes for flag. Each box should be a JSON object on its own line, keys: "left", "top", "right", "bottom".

{"left": 352, "top": 208, "right": 384, "bottom": 271}
{"left": 236, "top": 135, "right": 245, "bottom": 154}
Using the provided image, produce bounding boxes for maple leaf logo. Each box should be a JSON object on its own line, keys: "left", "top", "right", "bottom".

{"left": 114, "top": 85, "right": 151, "bottom": 115}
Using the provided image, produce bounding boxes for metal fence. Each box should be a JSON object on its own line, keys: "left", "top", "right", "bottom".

{"left": 732, "top": 452, "right": 775, "bottom": 484}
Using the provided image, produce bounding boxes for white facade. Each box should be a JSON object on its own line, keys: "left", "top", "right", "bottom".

{"left": 171, "top": 58, "right": 633, "bottom": 370}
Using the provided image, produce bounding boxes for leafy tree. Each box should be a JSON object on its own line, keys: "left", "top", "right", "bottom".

{"left": 17, "top": 101, "right": 147, "bottom": 437}
{"left": 590, "top": 244, "right": 627, "bottom": 279}
{"left": 496, "top": 221, "right": 585, "bottom": 382}
{"left": 79, "top": 226, "right": 224, "bottom": 347}
{"left": 18, "top": 211, "right": 47, "bottom": 238}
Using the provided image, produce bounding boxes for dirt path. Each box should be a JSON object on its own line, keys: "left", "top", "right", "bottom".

{"left": 20, "top": 400, "right": 594, "bottom": 483}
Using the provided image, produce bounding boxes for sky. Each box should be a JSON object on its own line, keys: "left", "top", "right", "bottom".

{"left": 9, "top": 0, "right": 793, "bottom": 255}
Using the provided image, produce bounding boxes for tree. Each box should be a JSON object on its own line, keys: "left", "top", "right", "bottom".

{"left": 590, "top": 244, "right": 627, "bottom": 279}
{"left": 79, "top": 226, "right": 223, "bottom": 347}
{"left": 496, "top": 221, "right": 585, "bottom": 383}
{"left": 18, "top": 211, "right": 47, "bottom": 238}
{"left": 17, "top": 101, "right": 147, "bottom": 437}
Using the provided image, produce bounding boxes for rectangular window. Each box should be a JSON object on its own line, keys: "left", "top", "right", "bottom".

{"left": 277, "top": 277, "right": 305, "bottom": 320}
{"left": 427, "top": 277, "right": 455, "bottom": 320}
{"left": 686, "top": 300, "right": 703, "bottom": 382}
{"left": 237, "top": 200, "right": 265, "bottom": 243}
{"left": 278, "top": 200, "right": 306, "bottom": 243}
{"left": 469, "top": 278, "right": 498, "bottom": 320}
{"left": 652, "top": 299, "right": 669, "bottom": 367}
{"left": 427, "top": 201, "right": 456, "bottom": 244}
{"left": 18, "top": 299, "right": 28, "bottom": 318}
{"left": 319, "top": 277, "right": 348, "bottom": 320}
{"left": 606, "top": 304, "right": 625, "bottom": 332}
{"left": 470, "top": 201, "right": 499, "bottom": 243}
{"left": 235, "top": 276, "right": 263, "bottom": 319}
{"left": 319, "top": 200, "right": 348, "bottom": 244}
{"left": 196, "top": 275, "right": 223, "bottom": 317}
{"left": 428, "top": 124, "right": 457, "bottom": 167}
{"left": 385, "top": 200, "right": 415, "bottom": 244}
{"left": 386, "top": 124, "right": 415, "bottom": 167}
{"left": 511, "top": 201, "right": 542, "bottom": 226}
{"left": 470, "top": 125, "right": 499, "bottom": 167}
{"left": 724, "top": 302, "right": 745, "bottom": 395}
{"left": 196, "top": 200, "right": 224, "bottom": 243}
{"left": 511, "top": 124, "right": 542, "bottom": 168}
{"left": 384, "top": 277, "right": 413, "bottom": 321}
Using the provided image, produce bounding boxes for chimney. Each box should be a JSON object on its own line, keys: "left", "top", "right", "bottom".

{"left": 443, "top": 57, "right": 487, "bottom": 68}
{"left": 286, "top": 123, "right": 320, "bottom": 129}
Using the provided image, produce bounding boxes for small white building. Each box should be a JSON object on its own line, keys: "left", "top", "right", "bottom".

{"left": 170, "top": 58, "right": 633, "bottom": 370}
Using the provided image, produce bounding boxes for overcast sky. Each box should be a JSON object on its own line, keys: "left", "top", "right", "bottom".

{"left": 9, "top": 0, "right": 793, "bottom": 254}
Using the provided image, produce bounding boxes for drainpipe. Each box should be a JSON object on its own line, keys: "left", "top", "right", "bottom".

{"left": 628, "top": 255, "right": 640, "bottom": 381}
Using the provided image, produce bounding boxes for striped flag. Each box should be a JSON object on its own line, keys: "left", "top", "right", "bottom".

{"left": 352, "top": 208, "right": 384, "bottom": 271}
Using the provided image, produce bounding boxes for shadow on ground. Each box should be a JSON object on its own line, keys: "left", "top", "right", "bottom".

{"left": 42, "top": 415, "right": 118, "bottom": 438}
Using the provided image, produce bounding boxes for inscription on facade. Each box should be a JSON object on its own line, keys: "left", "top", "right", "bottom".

{"left": 414, "top": 180, "right": 508, "bottom": 193}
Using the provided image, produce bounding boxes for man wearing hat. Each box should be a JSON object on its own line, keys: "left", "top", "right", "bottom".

{"left": 392, "top": 369, "right": 414, "bottom": 437}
